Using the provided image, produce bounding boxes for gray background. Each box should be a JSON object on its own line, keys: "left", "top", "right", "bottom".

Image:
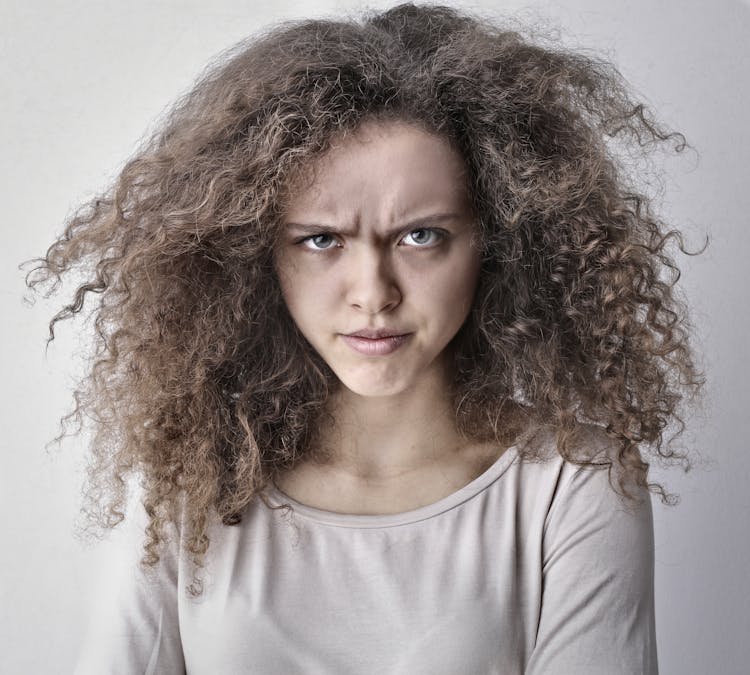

{"left": 2, "top": 1, "right": 748, "bottom": 673}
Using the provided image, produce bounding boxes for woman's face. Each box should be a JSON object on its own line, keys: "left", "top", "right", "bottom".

{"left": 274, "top": 120, "right": 482, "bottom": 398}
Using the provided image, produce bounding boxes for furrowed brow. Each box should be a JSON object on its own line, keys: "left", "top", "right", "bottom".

{"left": 284, "top": 212, "right": 462, "bottom": 237}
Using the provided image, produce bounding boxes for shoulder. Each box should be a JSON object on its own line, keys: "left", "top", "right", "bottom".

{"left": 527, "top": 424, "right": 654, "bottom": 566}
{"left": 511, "top": 422, "right": 652, "bottom": 533}
{"left": 553, "top": 423, "right": 650, "bottom": 512}
{"left": 522, "top": 425, "right": 658, "bottom": 674}
{"left": 517, "top": 421, "right": 645, "bottom": 490}
{"left": 518, "top": 421, "right": 623, "bottom": 463}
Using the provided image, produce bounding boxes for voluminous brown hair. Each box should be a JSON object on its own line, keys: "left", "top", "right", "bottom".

{"left": 26, "top": 3, "right": 704, "bottom": 580}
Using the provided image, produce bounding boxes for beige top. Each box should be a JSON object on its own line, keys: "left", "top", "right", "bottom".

{"left": 74, "top": 425, "right": 657, "bottom": 674}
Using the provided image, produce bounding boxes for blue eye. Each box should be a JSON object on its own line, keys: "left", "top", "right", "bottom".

{"left": 402, "top": 228, "right": 443, "bottom": 247}
{"left": 299, "top": 234, "right": 338, "bottom": 251}
{"left": 296, "top": 227, "right": 445, "bottom": 251}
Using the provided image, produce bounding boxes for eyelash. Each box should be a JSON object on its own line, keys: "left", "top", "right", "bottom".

{"left": 295, "top": 228, "right": 447, "bottom": 252}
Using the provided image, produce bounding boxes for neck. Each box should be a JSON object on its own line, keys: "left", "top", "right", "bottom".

{"left": 312, "top": 359, "right": 467, "bottom": 481}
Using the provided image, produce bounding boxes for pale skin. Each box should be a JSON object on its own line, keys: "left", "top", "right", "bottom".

{"left": 273, "top": 120, "right": 517, "bottom": 514}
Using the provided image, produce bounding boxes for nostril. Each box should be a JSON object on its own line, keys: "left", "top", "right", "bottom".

{"left": 346, "top": 278, "right": 402, "bottom": 314}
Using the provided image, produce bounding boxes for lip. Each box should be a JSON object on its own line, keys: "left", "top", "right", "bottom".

{"left": 340, "top": 333, "right": 412, "bottom": 356}
{"left": 345, "top": 328, "right": 410, "bottom": 339}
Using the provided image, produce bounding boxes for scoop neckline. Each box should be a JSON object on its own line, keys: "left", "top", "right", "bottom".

{"left": 264, "top": 442, "right": 520, "bottom": 529}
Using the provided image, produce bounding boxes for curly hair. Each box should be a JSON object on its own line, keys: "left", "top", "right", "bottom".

{"left": 25, "top": 3, "right": 704, "bottom": 583}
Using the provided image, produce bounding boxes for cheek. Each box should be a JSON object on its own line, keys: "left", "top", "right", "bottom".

{"left": 277, "top": 266, "right": 334, "bottom": 329}
{"left": 274, "top": 257, "right": 305, "bottom": 322}
{"left": 441, "top": 252, "right": 482, "bottom": 308}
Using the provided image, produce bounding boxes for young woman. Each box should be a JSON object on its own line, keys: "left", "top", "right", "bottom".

{"left": 27, "top": 3, "right": 703, "bottom": 673}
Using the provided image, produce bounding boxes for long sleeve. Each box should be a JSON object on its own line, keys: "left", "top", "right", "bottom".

{"left": 73, "top": 500, "right": 186, "bottom": 675}
{"left": 526, "top": 461, "right": 658, "bottom": 675}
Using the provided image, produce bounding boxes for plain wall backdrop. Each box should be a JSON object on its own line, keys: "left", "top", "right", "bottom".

{"left": 2, "top": 0, "right": 748, "bottom": 673}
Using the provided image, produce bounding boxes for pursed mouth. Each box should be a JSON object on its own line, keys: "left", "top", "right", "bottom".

{"left": 342, "top": 329, "right": 413, "bottom": 339}
{"left": 340, "top": 333, "right": 413, "bottom": 355}
{"left": 345, "top": 333, "right": 409, "bottom": 339}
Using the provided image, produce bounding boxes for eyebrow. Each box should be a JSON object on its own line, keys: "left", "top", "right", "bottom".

{"left": 284, "top": 212, "right": 463, "bottom": 237}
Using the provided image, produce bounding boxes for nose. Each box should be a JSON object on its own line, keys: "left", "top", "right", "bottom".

{"left": 345, "top": 247, "right": 402, "bottom": 314}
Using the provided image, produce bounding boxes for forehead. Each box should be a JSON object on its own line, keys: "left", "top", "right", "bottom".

{"left": 282, "top": 121, "right": 472, "bottom": 223}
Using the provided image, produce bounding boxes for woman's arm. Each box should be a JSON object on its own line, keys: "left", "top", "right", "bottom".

{"left": 73, "top": 500, "right": 186, "bottom": 675}
{"left": 526, "top": 458, "right": 658, "bottom": 675}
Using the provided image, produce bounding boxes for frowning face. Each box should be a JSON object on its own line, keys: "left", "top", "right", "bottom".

{"left": 274, "top": 120, "right": 482, "bottom": 399}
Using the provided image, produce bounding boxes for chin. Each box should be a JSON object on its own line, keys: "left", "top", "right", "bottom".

{"left": 343, "top": 382, "right": 404, "bottom": 398}
{"left": 337, "top": 373, "right": 412, "bottom": 398}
